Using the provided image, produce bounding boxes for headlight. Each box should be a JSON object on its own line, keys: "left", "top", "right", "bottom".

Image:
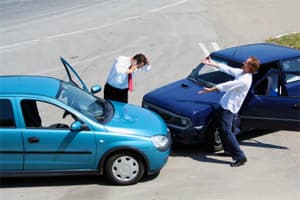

{"left": 180, "top": 118, "right": 189, "bottom": 126}
{"left": 172, "top": 116, "right": 192, "bottom": 128}
{"left": 151, "top": 135, "right": 169, "bottom": 152}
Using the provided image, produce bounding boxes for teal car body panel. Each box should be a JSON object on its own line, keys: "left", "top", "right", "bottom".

{"left": 0, "top": 58, "right": 170, "bottom": 184}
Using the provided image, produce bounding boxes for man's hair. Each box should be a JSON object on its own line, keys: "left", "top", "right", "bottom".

{"left": 133, "top": 54, "right": 148, "bottom": 65}
{"left": 248, "top": 56, "right": 260, "bottom": 73}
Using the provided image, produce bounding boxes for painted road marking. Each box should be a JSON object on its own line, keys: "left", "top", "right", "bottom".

{"left": 0, "top": 0, "right": 189, "bottom": 51}
{"left": 0, "top": 39, "right": 39, "bottom": 50}
{"left": 212, "top": 42, "right": 220, "bottom": 51}
{"left": 151, "top": 0, "right": 188, "bottom": 12}
{"left": 198, "top": 42, "right": 210, "bottom": 57}
{"left": 198, "top": 42, "right": 222, "bottom": 57}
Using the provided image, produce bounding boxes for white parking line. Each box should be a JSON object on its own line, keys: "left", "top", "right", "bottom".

{"left": 198, "top": 42, "right": 222, "bottom": 57}
{"left": 48, "top": 15, "right": 141, "bottom": 40}
{"left": 0, "top": 39, "right": 39, "bottom": 50}
{"left": 0, "top": 0, "right": 189, "bottom": 51}
{"left": 198, "top": 42, "right": 210, "bottom": 57}
{"left": 212, "top": 42, "right": 220, "bottom": 51}
{"left": 151, "top": 0, "right": 188, "bottom": 12}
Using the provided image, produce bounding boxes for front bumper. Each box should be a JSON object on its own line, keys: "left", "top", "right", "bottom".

{"left": 142, "top": 101, "right": 207, "bottom": 144}
{"left": 143, "top": 146, "right": 170, "bottom": 174}
{"left": 168, "top": 125, "right": 207, "bottom": 144}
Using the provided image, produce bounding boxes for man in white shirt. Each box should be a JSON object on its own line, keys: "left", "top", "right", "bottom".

{"left": 104, "top": 54, "right": 151, "bottom": 103}
{"left": 199, "top": 56, "right": 260, "bottom": 167}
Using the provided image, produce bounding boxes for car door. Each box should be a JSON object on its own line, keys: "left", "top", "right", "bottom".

{"left": 280, "top": 57, "right": 300, "bottom": 96}
{"left": 0, "top": 98, "right": 24, "bottom": 171}
{"left": 19, "top": 98, "right": 98, "bottom": 171}
{"left": 240, "top": 62, "right": 300, "bottom": 131}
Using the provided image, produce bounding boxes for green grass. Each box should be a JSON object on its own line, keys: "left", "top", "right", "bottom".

{"left": 266, "top": 32, "right": 300, "bottom": 50}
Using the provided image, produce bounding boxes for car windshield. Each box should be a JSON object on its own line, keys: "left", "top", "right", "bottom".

{"left": 56, "top": 82, "right": 113, "bottom": 123}
{"left": 188, "top": 63, "right": 235, "bottom": 86}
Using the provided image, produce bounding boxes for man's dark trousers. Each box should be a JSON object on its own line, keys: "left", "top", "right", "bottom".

{"left": 217, "top": 107, "right": 246, "bottom": 161}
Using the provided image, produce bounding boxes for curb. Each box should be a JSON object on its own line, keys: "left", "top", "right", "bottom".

{"left": 273, "top": 32, "right": 298, "bottom": 39}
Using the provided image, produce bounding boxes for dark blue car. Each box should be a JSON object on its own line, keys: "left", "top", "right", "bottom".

{"left": 142, "top": 43, "right": 300, "bottom": 151}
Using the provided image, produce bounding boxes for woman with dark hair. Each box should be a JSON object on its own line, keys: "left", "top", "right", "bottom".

{"left": 104, "top": 54, "right": 151, "bottom": 103}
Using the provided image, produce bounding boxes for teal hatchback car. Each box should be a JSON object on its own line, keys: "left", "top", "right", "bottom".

{"left": 0, "top": 58, "right": 170, "bottom": 185}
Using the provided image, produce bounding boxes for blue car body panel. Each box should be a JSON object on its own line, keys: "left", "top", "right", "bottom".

{"left": 143, "top": 79, "right": 222, "bottom": 124}
{"left": 0, "top": 58, "right": 170, "bottom": 180}
{"left": 143, "top": 43, "right": 300, "bottom": 144}
{"left": 22, "top": 128, "right": 97, "bottom": 171}
{"left": 105, "top": 101, "right": 168, "bottom": 137}
{"left": 0, "top": 76, "right": 59, "bottom": 97}
{"left": 0, "top": 129, "right": 23, "bottom": 171}
{"left": 210, "top": 43, "right": 300, "bottom": 64}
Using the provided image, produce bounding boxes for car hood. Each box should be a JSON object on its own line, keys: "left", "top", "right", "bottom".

{"left": 105, "top": 101, "right": 167, "bottom": 137}
{"left": 143, "top": 78, "right": 223, "bottom": 118}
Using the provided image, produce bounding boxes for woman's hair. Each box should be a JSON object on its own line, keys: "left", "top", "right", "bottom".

{"left": 248, "top": 56, "right": 260, "bottom": 73}
{"left": 133, "top": 54, "right": 148, "bottom": 65}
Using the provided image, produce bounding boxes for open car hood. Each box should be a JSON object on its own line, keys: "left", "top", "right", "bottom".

{"left": 60, "top": 57, "right": 88, "bottom": 92}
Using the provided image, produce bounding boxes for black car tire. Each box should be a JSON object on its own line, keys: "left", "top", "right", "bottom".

{"left": 105, "top": 152, "right": 145, "bottom": 185}
{"left": 142, "top": 171, "right": 160, "bottom": 182}
{"left": 204, "top": 122, "right": 223, "bottom": 152}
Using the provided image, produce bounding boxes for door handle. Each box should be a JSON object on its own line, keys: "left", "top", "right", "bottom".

{"left": 28, "top": 137, "right": 40, "bottom": 144}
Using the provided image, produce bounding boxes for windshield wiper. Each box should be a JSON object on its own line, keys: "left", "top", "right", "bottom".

{"left": 187, "top": 75, "right": 199, "bottom": 83}
{"left": 201, "top": 80, "right": 214, "bottom": 87}
{"left": 188, "top": 76, "right": 214, "bottom": 87}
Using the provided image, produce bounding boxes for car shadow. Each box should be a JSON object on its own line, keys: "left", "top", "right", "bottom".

{"left": 0, "top": 173, "right": 161, "bottom": 188}
{"left": 170, "top": 129, "right": 288, "bottom": 165}
{"left": 170, "top": 143, "right": 232, "bottom": 165}
{"left": 0, "top": 175, "right": 111, "bottom": 188}
{"left": 237, "top": 129, "right": 288, "bottom": 150}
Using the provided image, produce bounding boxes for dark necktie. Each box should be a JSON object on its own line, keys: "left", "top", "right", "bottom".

{"left": 128, "top": 73, "right": 133, "bottom": 92}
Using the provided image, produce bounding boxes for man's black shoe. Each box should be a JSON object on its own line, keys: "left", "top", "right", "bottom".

{"left": 230, "top": 158, "right": 247, "bottom": 167}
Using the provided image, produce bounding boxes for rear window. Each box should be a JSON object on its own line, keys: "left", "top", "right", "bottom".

{"left": 0, "top": 99, "right": 16, "bottom": 128}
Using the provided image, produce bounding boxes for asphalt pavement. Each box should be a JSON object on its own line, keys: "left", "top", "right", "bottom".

{"left": 0, "top": 0, "right": 299, "bottom": 199}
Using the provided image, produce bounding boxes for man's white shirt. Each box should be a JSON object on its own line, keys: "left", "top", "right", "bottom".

{"left": 106, "top": 56, "right": 151, "bottom": 89}
{"left": 215, "top": 63, "right": 252, "bottom": 114}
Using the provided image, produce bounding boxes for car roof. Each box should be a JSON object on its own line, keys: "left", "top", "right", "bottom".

{"left": 0, "top": 76, "right": 60, "bottom": 97}
{"left": 210, "top": 43, "right": 300, "bottom": 65}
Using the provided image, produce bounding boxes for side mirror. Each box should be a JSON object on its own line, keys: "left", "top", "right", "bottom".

{"left": 70, "top": 121, "right": 82, "bottom": 132}
{"left": 91, "top": 85, "right": 101, "bottom": 94}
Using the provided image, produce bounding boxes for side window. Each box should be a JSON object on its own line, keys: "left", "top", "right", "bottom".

{"left": 281, "top": 58, "right": 300, "bottom": 83}
{"left": 281, "top": 58, "right": 300, "bottom": 97}
{"left": 284, "top": 72, "right": 300, "bottom": 84}
{"left": 0, "top": 99, "right": 16, "bottom": 128}
{"left": 254, "top": 73, "right": 279, "bottom": 96}
{"left": 21, "top": 100, "right": 79, "bottom": 129}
